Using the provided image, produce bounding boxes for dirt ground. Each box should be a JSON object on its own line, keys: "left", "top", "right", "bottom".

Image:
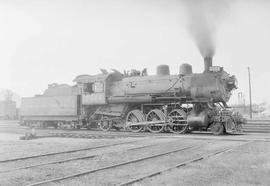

{"left": 0, "top": 121, "right": 269, "bottom": 186}
{"left": 139, "top": 141, "right": 270, "bottom": 186}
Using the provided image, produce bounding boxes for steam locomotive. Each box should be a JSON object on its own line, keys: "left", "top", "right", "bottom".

{"left": 20, "top": 57, "right": 242, "bottom": 135}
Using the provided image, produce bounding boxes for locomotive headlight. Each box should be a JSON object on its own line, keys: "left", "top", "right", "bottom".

{"left": 233, "top": 76, "right": 238, "bottom": 88}
{"left": 226, "top": 75, "right": 238, "bottom": 91}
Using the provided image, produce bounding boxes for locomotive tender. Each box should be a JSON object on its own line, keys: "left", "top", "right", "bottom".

{"left": 20, "top": 57, "right": 241, "bottom": 135}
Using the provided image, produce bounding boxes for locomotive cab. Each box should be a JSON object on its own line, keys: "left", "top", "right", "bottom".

{"left": 73, "top": 72, "right": 123, "bottom": 105}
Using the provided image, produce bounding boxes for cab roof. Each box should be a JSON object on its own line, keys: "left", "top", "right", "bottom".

{"left": 73, "top": 72, "right": 123, "bottom": 83}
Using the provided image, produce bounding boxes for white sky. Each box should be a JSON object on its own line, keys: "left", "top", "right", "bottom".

{"left": 0, "top": 0, "right": 270, "bottom": 104}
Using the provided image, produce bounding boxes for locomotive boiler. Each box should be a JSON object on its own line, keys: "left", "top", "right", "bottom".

{"left": 20, "top": 57, "right": 242, "bottom": 135}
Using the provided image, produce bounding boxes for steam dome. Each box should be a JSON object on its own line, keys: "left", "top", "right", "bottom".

{"left": 180, "top": 63, "right": 192, "bottom": 75}
{"left": 156, "top": 65, "right": 170, "bottom": 76}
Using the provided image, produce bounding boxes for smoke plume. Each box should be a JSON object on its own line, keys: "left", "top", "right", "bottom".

{"left": 183, "top": 0, "right": 229, "bottom": 58}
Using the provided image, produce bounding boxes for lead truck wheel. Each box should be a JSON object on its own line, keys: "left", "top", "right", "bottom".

{"left": 211, "top": 122, "right": 225, "bottom": 135}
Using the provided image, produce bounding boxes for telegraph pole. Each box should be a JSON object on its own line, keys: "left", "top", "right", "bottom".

{"left": 248, "top": 67, "right": 252, "bottom": 119}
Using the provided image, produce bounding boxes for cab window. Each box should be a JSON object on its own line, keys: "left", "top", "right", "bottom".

{"left": 84, "top": 83, "right": 94, "bottom": 94}
{"left": 94, "top": 82, "right": 104, "bottom": 93}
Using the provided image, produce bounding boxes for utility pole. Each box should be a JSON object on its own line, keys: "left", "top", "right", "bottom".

{"left": 248, "top": 67, "right": 252, "bottom": 119}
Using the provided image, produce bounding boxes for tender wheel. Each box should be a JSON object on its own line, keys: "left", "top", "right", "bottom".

{"left": 146, "top": 109, "right": 165, "bottom": 133}
{"left": 41, "top": 121, "right": 48, "bottom": 128}
{"left": 99, "top": 117, "right": 112, "bottom": 131}
{"left": 211, "top": 122, "right": 224, "bottom": 135}
{"left": 125, "top": 110, "right": 145, "bottom": 133}
{"left": 53, "top": 122, "right": 59, "bottom": 129}
{"left": 168, "top": 109, "right": 188, "bottom": 134}
{"left": 86, "top": 124, "right": 92, "bottom": 130}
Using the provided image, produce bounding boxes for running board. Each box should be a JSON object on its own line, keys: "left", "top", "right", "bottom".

{"left": 126, "top": 120, "right": 187, "bottom": 127}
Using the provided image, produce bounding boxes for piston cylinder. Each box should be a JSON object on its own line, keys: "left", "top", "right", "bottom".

{"left": 187, "top": 111, "right": 209, "bottom": 127}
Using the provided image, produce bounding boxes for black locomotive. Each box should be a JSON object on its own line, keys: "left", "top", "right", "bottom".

{"left": 20, "top": 57, "right": 242, "bottom": 135}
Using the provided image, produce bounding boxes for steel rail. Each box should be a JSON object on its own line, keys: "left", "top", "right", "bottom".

{"left": 42, "top": 131, "right": 266, "bottom": 143}
{"left": 0, "top": 144, "right": 154, "bottom": 173}
{"left": 0, "top": 140, "right": 144, "bottom": 163}
{"left": 26, "top": 145, "right": 197, "bottom": 186}
{"left": 47, "top": 132, "right": 150, "bottom": 139}
{"left": 0, "top": 126, "right": 28, "bottom": 129}
{"left": 117, "top": 142, "right": 250, "bottom": 186}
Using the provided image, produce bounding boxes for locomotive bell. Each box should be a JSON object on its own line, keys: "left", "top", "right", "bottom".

{"left": 156, "top": 65, "right": 170, "bottom": 76}
{"left": 204, "top": 57, "right": 213, "bottom": 73}
{"left": 179, "top": 63, "right": 192, "bottom": 75}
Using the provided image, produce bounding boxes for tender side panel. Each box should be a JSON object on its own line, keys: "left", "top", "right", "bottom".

{"left": 21, "top": 95, "right": 78, "bottom": 116}
{"left": 21, "top": 116, "right": 79, "bottom": 121}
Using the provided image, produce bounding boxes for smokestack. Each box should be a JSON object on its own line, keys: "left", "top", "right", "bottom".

{"left": 204, "top": 57, "right": 212, "bottom": 72}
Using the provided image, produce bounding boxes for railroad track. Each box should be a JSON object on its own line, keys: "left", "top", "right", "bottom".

{"left": 26, "top": 145, "right": 197, "bottom": 186}
{"left": 2, "top": 124, "right": 269, "bottom": 143}
{"left": 0, "top": 123, "right": 176, "bottom": 139}
{"left": 0, "top": 126, "right": 28, "bottom": 129}
{"left": 243, "top": 120, "right": 270, "bottom": 133}
{"left": 24, "top": 141, "right": 249, "bottom": 186}
{"left": 0, "top": 139, "right": 144, "bottom": 163}
{"left": 46, "top": 132, "right": 153, "bottom": 139}
{"left": 0, "top": 121, "right": 18, "bottom": 125}
{"left": 117, "top": 142, "right": 249, "bottom": 186}
{"left": 0, "top": 144, "right": 155, "bottom": 173}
